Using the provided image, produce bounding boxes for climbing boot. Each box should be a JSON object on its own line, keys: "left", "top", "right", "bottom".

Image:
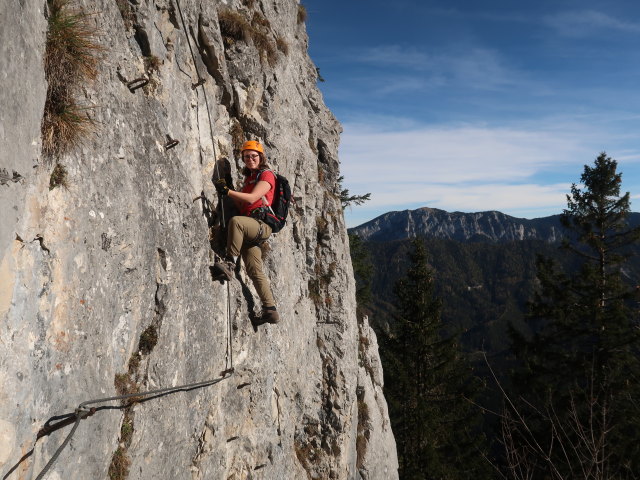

{"left": 212, "top": 259, "right": 235, "bottom": 281}
{"left": 260, "top": 306, "right": 280, "bottom": 324}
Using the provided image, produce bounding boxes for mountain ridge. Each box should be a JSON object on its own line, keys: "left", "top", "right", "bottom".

{"left": 350, "top": 206, "right": 640, "bottom": 243}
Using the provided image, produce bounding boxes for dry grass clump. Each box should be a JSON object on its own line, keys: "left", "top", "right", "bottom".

{"left": 218, "top": 8, "right": 279, "bottom": 66}
{"left": 108, "top": 447, "right": 131, "bottom": 480}
{"left": 41, "top": 0, "right": 101, "bottom": 160}
{"left": 297, "top": 4, "right": 307, "bottom": 24}
{"left": 251, "top": 11, "right": 271, "bottom": 30}
{"left": 230, "top": 121, "right": 245, "bottom": 155}
{"left": 45, "top": 0, "right": 100, "bottom": 84}
{"left": 356, "top": 399, "right": 371, "bottom": 468}
{"left": 275, "top": 36, "right": 289, "bottom": 55}
{"left": 218, "top": 9, "right": 250, "bottom": 44}
{"left": 251, "top": 28, "right": 277, "bottom": 66}
{"left": 42, "top": 102, "right": 95, "bottom": 158}
{"left": 143, "top": 55, "right": 161, "bottom": 73}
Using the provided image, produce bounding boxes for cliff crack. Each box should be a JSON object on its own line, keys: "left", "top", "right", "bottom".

{"left": 34, "top": 235, "right": 50, "bottom": 254}
{"left": 197, "top": 14, "right": 232, "bottom": 110}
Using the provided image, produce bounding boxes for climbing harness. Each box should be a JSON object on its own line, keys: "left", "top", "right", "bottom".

{"left": 3, "top": 2, "right": 239, "bottom": 479}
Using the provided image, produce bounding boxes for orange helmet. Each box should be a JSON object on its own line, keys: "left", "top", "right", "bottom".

{"left": 241, "top": 140, "right": 264, "bottom": 154}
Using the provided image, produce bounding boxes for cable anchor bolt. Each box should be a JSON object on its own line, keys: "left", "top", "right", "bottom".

{"left": 192, "top": 78, "right": 206, "bottom": 89}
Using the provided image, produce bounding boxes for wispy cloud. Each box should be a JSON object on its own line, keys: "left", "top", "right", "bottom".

{"left": 544, "top": 10, "right": 640, "bottom": 37}
{"left": 339, "top": 118, "right": 640, "bottom": 226}
{"left": 340, "top": 122, "right": 595, "bottom": 185}
{"left": 355, "top": 45, "right": 523, "bottom": 91}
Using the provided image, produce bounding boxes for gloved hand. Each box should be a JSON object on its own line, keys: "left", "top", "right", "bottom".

{"left": 214, "top": 178, "right": 229, "bottom": 196}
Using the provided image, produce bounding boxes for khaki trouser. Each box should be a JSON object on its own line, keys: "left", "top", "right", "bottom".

{"left": 226, "top": 215, "right": 275, "bottom": 307}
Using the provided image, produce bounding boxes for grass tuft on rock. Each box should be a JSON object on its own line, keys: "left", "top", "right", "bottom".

{"left": 108, "top": 447, "right": 131, "bottom": 480}
{"left": 218, "top": 8, "right": 279, "bottom": 66}
{"left": 41, "top": 0, "right": 101, "bottom": 160}
{"left": 297, "top": 4, "right": 307, "bottom": 24}
{"left": 276, "top": 36, "right": 289, "bottom": 55}
{"left": 138, "top": 325, "right": 158, "bottom": 355}
{"left": 230, "top": 120, "right": 245, "bottom": 155}
{"left": 49, "top": 163, "right": 69, "bottom": 190}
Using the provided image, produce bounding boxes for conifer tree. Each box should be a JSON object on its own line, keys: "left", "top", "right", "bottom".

{"left": 508, "top": 153, "right": 640, "bottom": 478}
{"left": 348, "top": 233, "right": 373, "bottom": 316}
{"left": 382, "top": 238, "right": 490, "bottom": 480}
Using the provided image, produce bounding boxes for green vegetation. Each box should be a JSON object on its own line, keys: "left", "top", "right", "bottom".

{"left": 108, "top": 447, "right": 131, "bottom": 480}
{"left": 381, "top": 239, "right": 490, "bottom": 479}
{"left": 338, "top": 176, "right": 370, "bottom": 210}
{"left": 138, "top": 325, "right": 158, "bottom": 355}
{"left": 348, "top": 234, "right": 373, "bottom": 317}
{"left": 351, "top": 152, "right": 640, "bottom": 478}
{"left": 42, "top": 0, "right": 101, "bottom": 159}
{"left": 49, "top": 163, "right": 68, "bottom": 190}
{"left": 506, "top": 153, "right": 640, "bottom": 478}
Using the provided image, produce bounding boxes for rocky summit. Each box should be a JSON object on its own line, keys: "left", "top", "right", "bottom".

{"left": 350, "top": 207, "right": 565, "bottom": 243}
{"left": 0, "top": 1, "right": 397, "bottom": 479}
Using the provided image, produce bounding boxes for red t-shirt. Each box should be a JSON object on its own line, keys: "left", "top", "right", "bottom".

{"left": 240, "top": 170, "right": 276, "bottom": 216}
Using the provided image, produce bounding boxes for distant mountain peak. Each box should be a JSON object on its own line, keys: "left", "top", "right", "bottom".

{"left": 349, "top": 207, "right": 565, "bottom": 243}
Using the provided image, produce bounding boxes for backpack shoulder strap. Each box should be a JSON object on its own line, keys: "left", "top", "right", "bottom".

{"left": 256, "top": 168, "right": 275, "bottom": 181}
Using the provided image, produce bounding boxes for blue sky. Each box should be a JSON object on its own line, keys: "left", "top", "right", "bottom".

{"left": 303, "top": 0, "right": 640, "bottom": 227}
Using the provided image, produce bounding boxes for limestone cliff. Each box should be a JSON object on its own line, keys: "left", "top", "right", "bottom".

{"left": 0, "top": 1, "right": 398, "bottom": 478}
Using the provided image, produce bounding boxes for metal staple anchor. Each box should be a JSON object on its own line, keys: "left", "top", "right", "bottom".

{"left": 127, "top": 77, "right": 149, "bottom": 92}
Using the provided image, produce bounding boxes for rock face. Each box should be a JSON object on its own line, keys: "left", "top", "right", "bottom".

{"left": 0, "top": 1, "right": 398, "bottom": 479}
{"left": 350, "top": 207, "right": 565, "bottom": 243}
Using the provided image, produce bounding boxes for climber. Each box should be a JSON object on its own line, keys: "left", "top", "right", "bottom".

{"left": 213, "top": 140, "right": 279, "bottom": 325}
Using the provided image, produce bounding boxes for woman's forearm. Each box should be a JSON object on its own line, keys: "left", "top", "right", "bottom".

{"left": 229, "top": 180, "right": 271, "bottom": 205}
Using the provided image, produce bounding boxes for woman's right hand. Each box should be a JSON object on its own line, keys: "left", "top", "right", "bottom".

{"left": 215, "top": 178, "right": 230, "bottom": 196}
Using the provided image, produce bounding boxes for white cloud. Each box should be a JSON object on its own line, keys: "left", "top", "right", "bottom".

{"left": 544, "top": 10, "right": 640, "bottom": 37}
{"left": 340, "top": 122, "right": 594, "bottom": 186}
{"left": 361, "top": 182, "right": 570, "bottom": 213}
{"left": 338, "top": 119, "right": 640, "bottom": 225}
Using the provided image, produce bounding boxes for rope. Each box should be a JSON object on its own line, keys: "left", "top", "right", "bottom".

{"left": 32, "top": 372, "right": 232, "bottom": 480}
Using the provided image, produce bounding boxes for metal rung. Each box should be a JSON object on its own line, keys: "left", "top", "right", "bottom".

{"left": 127, "top": 77, "right": 149, "bottom": 92}
{"left": 165, "top": 139, "right": 179, "bottom": 150}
